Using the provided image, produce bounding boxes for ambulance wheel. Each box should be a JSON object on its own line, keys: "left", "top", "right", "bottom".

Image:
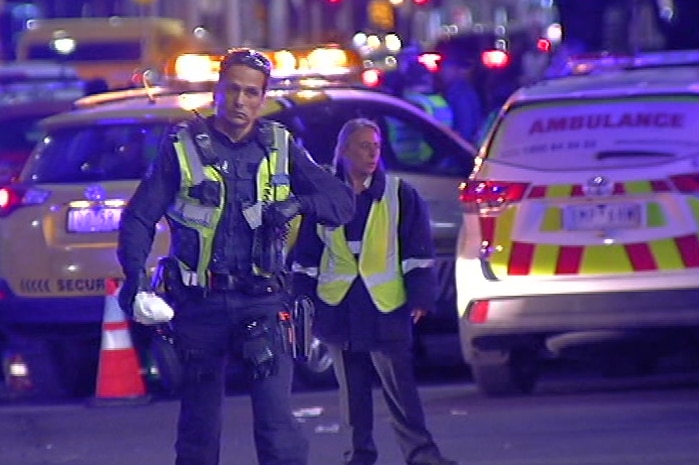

{"left": 294, "top": 338, "right": 337, "bottom": 388}
{"left": 471, "top": 348, "right": 539, "bottom": 397}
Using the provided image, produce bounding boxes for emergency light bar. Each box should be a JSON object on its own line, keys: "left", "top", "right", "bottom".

{"left": 163, "top": 45, "right": 365, "bottom": 88}
{"left": 551, "top": 49, "right": 699, "bottom": 78}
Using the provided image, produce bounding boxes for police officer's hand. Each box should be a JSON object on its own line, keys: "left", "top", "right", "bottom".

{"left": 262, "top": 198, "right": 303, "bottom": 228}
{"left": 118, "top": 271, "right": 148, "bottom": 318}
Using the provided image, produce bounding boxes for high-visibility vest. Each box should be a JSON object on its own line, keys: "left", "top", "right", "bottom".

{"left": 167, "top": 121, "right": 294, "bottom": 286}
{"left": 387, "top": 92, "right": 453, "bottom": 165}
{"left": 316, "top": 175, "right": 406, "bottom": 313}
{"left": 405, "top": 92, "right": 453, "bottom": 128}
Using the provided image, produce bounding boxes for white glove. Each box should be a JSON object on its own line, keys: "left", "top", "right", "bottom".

{"left": 133, "top": 292, "right": 174, "bottom": 325}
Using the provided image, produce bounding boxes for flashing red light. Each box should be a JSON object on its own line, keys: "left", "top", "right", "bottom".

{"left": 0, "top": 186, "right": 23, "bottom": 217}
{"left": 361, "top": 68, "right": 382, "bottom": 88}
{"left": 414, "top": 0, "right": 430, "bottom": 5}
{"left": 536, "top": 38, "right": 552, "bottom": 53}
{"left": 481, "top": 49, "right": 510, "bottom": 69}
{"left": 417, "top": 52, "right": 441, "bottom": 72}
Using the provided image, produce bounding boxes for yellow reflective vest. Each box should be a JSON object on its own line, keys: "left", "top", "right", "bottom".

{"left": 316, "top": 175, "right": 406, "bottom": 312}
{"left": 167, "top": 120, "right": 295, "bottom": 286}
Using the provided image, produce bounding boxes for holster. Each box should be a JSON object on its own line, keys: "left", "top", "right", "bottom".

{"left": 241, "top": 316, "right": 277, "bottom": 380}
{"left": 153, "top": 257, "right": 189, "bottom": 305}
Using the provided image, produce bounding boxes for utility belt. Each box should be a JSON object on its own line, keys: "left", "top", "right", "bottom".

{"left": 207, "top": 272, "right": 284, "bottom": 295}
{"left": 153, "top": 257, "right": 286, "bottom": 299}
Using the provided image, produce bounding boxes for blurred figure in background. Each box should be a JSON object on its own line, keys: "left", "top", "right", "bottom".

{"left": 385, "top": 60, "right": 453, "bottom": 166}
{"left": 435, "top": 55, "right": 484, "bottom": 145}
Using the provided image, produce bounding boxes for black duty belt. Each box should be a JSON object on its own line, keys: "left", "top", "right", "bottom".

{"left": 208, "top": 273, "right": 245, "bottom": 291}
{"left": 206, "top": 273, "right": 284, "bottom": 295}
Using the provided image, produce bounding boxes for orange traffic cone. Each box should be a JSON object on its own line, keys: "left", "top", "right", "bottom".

{"left": 89, "top": 278, "right": 151, "bottom": 406}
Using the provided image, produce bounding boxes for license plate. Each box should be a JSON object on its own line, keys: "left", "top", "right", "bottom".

{"left": 67, "top": 207, "right": 123, "bottom": 233}
{"left": 564, "top": 203, "right": 642, "bottom": 230}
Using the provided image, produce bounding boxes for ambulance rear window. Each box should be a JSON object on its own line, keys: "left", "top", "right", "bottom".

{"left": 487, "top": 96, "right": 699, "bottom": 170}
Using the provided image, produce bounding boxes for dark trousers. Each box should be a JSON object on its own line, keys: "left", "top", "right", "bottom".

{"left": 173, "top": 290, "right": 308, "bottom": 465}
{"left": 327, "top": 344, "right": 443, "bottom": 465}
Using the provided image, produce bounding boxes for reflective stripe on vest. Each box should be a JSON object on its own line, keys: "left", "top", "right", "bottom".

{"left": 168, "top": 122, "right": 291, "bottom": 286}
{"left": 316, "top": 175, "right": 406, "bottom": 313}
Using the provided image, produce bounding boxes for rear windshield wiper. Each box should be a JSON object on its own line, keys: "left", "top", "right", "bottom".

{"left": 595, "top": 150, "right": 673, "bottom": 160}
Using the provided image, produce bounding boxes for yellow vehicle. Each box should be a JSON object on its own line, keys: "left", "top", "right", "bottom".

{"left": 15, "top": 16, "right": 223, "bottom": 90}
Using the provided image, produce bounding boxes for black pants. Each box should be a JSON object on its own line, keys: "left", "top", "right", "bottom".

{"left": 327, "top": 344, "right": 444, "bottom": 465}
{"left": 173, "top": 289, "right": 308, "bottom": 465}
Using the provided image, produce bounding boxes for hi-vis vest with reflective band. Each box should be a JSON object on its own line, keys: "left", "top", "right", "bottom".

{"left": 404, "top": 92, "right": 453, "bottom": 128}
{"left": 167, "top": 121, "right": 293, "bottom": 286}
{"left": 316, "top": 175, "right": 406, "bottom": 313}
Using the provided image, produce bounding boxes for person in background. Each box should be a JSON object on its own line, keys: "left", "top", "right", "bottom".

{"left": 435, "top": 54, "right": 484, "bottom": 145}
{"left": 401, "top": 60, "right": 454, "bottom": 129}
{"left": 292, "top": 118, "right": 458, "bottom": 465}
{"left": 385, "top": 60, "right": 453, "bottom": 166}
{"left": 116, "top": 48, "right": 355, "bottom": 465}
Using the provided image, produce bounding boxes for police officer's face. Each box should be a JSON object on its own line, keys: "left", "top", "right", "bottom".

{"left": 343, "top": 126, "right": 381, "bottom": 178}
{"left": 214, "top": 64, "right": 267, "bottom": 135}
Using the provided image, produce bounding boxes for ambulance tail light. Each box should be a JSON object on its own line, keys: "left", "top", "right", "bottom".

{"left": 0, "top": 186, "right": 50, "bottom": 217}
{"left": 669, "top": 173, "right": 699, "bottom": 193}
{"left": 468, "top": 300, "right": 490, "bottom": 323}
{"left": 459, "top": 180, "right": 529, "bottom": 215}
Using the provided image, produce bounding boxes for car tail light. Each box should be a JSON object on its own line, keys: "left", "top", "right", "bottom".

{"left": 669, "top": 173, "right": 699, "bottom": 193}
{"left": 481, "top": 49, "right": 510, "bottom": 69}
{"left": 468, "top": 300, "right": 489, "bottom": 323}
{"left": 361, "top": 68, "right": 382, "bottom": 88}
{"left": 536, "top": 38, "right": 552, "bottom": 53}
{"left": 459, "top": 180, "right": 529, "bottom": 215}
{"left": 0, "top": 186, "right": 50, "bottom": 217}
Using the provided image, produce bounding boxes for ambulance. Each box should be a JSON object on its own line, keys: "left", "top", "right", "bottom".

{"left": 456, "top": 49, "right": 699, "bottom": 396}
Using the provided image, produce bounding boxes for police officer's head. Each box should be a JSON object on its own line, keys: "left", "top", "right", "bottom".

{"left": 332, "top": 118, "right": 382, "bottom": 183}
{"left": 213, "top": 48, "right": 272, "bottom": 139}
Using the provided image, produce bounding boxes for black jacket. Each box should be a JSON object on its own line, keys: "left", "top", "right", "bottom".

{"left": 293, "top": 169, "right": 437, "bottom": 351}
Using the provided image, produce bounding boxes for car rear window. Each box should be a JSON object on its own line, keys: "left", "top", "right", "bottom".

{"left": 487, "top": 96, "right": 699, "bottom": 170}
{"left": 20, "top": 123, "right": 167, "bottom": 184}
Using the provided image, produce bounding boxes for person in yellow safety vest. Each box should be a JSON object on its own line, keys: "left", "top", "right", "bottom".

{"left": 116, "top": 48, "right": 355, "bottom": 465}
{"left": 386, "top": 60, "right": 453, "bottom": 166}
{"left": 291, "top": 118, "right": 458, "bottom": 465}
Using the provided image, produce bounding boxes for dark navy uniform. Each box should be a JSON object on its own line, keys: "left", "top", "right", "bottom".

{"left": 293, "top": 168, "right": 453, "bottom": 465}
{"left": 118, "top": 116, "right": 354, "bottom": 465}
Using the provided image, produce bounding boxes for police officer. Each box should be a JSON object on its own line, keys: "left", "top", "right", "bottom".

{"left": 116, "top": 48, "right": 355, "bottom": 465}
{"left": 292, "top": 118, "right": 458, "bottom": 465}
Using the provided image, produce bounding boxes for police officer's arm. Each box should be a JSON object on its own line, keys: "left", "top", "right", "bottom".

{"left": 288, "top": 140, "right": 355, "bottom": 227}
{"left": 398, "top": 180, "right": 438, "bottom": 314}
{"left": 117, "top": 140, "right": 180, "bottom": 278}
